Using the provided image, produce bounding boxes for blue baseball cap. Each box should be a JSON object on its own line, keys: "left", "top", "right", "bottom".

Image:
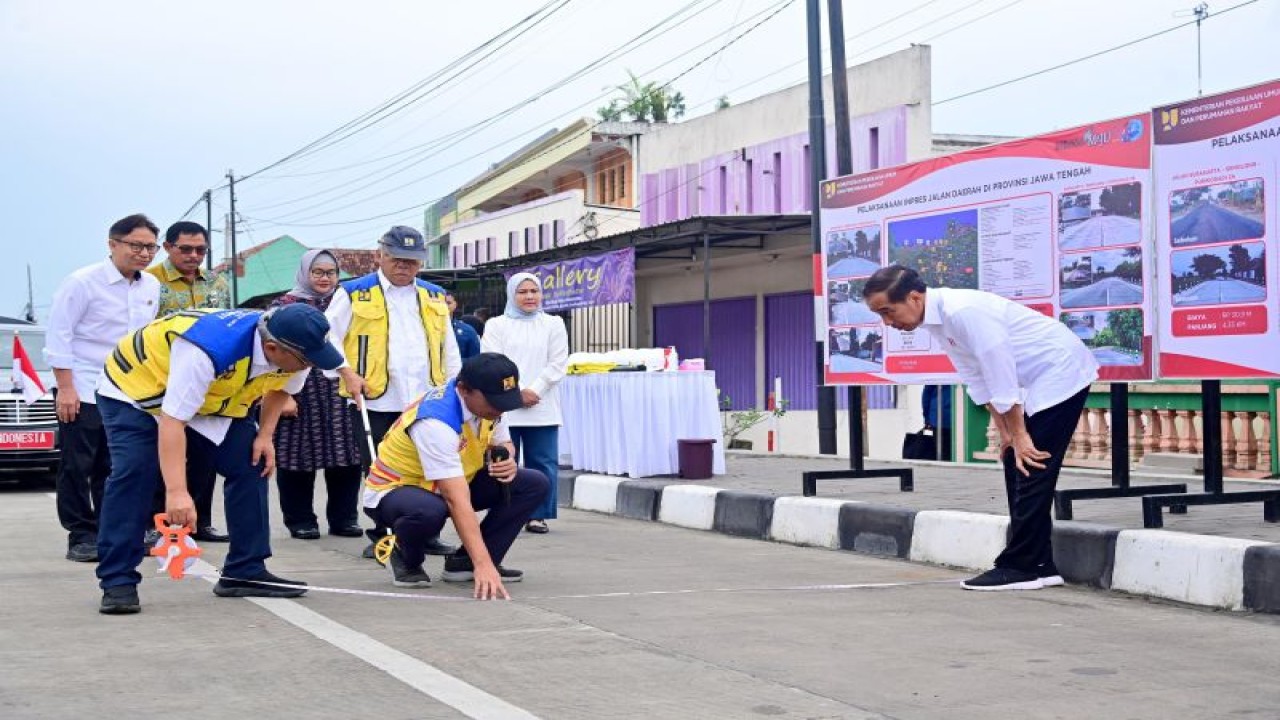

{"left": 263, "top": 304, "right": 344, "bottom": 370}
{"left": 379, "top": 225, "right": 428, "bottom": 261}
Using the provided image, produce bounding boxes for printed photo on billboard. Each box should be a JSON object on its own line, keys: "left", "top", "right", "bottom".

{"left": 828, "top": 326, "right": 884, "bottom": 373}
{"left": 1059, "top": 246, "right": 1144, "bottom": 309}
{"left": 827, "top": 278, "right": 878, "bottom": 325}
{"left": 1169, "top": 241, "right": 1267, "bottom": 307}
{"left": 887, "top": 209, "right": 979, "bottom": 290}
{"left": 1060, "top": 308, "right": 1145, "bottom": 367}
{"left": 1170, "top": 179, "right": 1265, "bottom": 247}
{"left": 1057, "top": 181, "right": 1143, "bottom": 250}
{"left": 826, "top": 225, "right": 882, "bottom": 279}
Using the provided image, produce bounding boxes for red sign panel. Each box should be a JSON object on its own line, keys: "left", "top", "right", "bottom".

{"left": 0, "top": 431, "right": 54, "bottom": 450}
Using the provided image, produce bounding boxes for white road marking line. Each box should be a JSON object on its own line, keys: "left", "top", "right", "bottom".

{"left": 190, "top": 560, "right": 540, "bottom": 720}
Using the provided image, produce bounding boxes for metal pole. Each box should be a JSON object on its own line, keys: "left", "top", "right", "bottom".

{"left": 701, "top": 232, "right": 712, "bottom": 371}
{"left": 1110, "top": 383, "right": 1131, "bottom": 488}
{"left": 1202, "top": 379, "right": 1223, "bottom": 494}
{"left": 806, "top": 0, "right": 837, "bottom": 454}
{"left": 204, "top": 190, "right": 213, "bottom": 271}
{"left": 227, "top": 171, "right": 238, "bottom": 307}
{"left": 935, "top": 385, "right": 944, "bottom": 461}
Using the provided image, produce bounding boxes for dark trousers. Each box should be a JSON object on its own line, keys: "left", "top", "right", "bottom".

{"left": 510, "top": 426, "right": 559, "bottom": 520}
{"left": 149, "top": 441, "right": 218, "bottom": 531}
{"left": 366, "top": 468, "right": 549, "bottom": 568}
{"left": 352, "top": 407, "right": 400, "bottom": 543}
{"left": 994, "top": 386, "right": 1090, "bottom": 574}
{"left": 55, "top": 397, "right": 111, "bottom": 548}
{"left": 277, "top": 465, "right": 362, "bottom": 532}
{"left": 95, "top": 396, "right": 274, "bottom": 589}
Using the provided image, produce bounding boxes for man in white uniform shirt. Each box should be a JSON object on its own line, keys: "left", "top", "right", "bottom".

{"left": 45, "top": 214, "right": 161, "bottom": 562}
{"left": 325, "top": 226, "right": 462, "bottom": 557}
{"left": 864, "top": 265, "right": 1098, "bottom": 591}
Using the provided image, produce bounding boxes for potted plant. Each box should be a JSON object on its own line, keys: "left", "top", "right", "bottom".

{"left": 719, "top": 392, "right": 789, "bottom": 450}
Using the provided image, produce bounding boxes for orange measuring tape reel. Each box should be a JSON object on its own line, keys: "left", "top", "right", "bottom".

{"left": 148, "top": 513, "right": 203, "bottom": 580}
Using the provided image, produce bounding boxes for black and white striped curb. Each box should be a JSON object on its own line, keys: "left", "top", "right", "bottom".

{"left": 555, "top": 471, "right": 1280, "bottom": 613}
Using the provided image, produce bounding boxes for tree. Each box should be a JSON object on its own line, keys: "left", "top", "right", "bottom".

{"left": 1191, "top": 253, "right": 1227, "bottom": 278}
{"left": 1105, "top": 309, "right": 1144, "bottom": 351}
{"left": 715, "top": 95, "right": 731, "bottom": 111}
{"left": 1228, "top": 244, "right": 1251, "bottom": 278}
{"left": 597, "top": 70, "right": 687, "bottom": 123}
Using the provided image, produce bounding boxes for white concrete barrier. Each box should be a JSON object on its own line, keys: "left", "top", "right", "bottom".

{"left": 657, "top": 484, "right": 721, "bottom": 530}
{"left": 768, "top": 497, "right": 853, "bottom": 549}
{"left": 571, "top": 474, "right": 626, "bottom": 514}
{"left": 908, "top": 510, "right": 1008, "bottom": 570}
{"left": 1112, "top": 530, "right": 1268, "bottom": 610}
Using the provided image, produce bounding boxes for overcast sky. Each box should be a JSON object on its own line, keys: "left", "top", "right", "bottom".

{"left": 3, "top": 0, "right": 1278, "bottom": 320}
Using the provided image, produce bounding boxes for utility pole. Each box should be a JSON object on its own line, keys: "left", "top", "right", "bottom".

{"left": 204, "top": 189, "right": 214, "bottom": 271}
{"left": 806, "top": 0, "right": 838, "bottom": 454}
{"left": 1194, "top": 3, "right": 1209, "bottom": 96}
{"left": 25, "top": 265, "right": 35, "bottom": 323}
{"left": 227, "top": 171, "right": 239, "bottom": 307}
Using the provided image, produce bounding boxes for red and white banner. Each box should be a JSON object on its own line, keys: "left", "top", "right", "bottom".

{"left": 11, "top": 334, "right": 47, "bottom": 405}
{"left": 1153, "top": 80, "right": 1280, "bottom": 378}
{"left": 817, "top": 114, "right": 1155, "bottom": 385}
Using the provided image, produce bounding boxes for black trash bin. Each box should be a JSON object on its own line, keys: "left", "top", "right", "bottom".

{"left": 677, "top": 438, "right": 716, "bottom": 480}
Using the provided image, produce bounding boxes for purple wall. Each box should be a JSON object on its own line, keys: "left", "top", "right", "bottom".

{"left": 654, "top": 298, "right": 757, "bottom": 410}
{"left": 641, "top": 106, "right": 909, "bottom": 225}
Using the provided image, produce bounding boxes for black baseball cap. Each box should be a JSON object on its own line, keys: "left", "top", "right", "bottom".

{"left": 263, "top": 304, "right": 344, "bottom": 370}
{"left": 378, "top": 225, "right": 428, "bottom": 260}
{"left": 458, "top": 352, "right": 523, "bottom": 413}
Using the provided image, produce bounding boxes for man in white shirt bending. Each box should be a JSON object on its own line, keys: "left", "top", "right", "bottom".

{"left": 863, "top": 265, "right": 1098, "bottom": 592}
{"left": 44, "top": 214, "right": 161, "bottom": 562}
{"left": 325, "top": 226, "right": 462, "bottom": 557}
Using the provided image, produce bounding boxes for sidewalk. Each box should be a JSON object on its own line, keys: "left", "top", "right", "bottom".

{"left": 556, "top": 453, "right": 1280, "bottom": 614}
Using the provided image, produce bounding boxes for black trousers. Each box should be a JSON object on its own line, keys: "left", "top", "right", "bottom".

{"left": 55, "top": 398, "right": 111, "bottom": 548}
{"left": 994, "top": 386, "right": 1090, "bottom": 574}
{"left": 351, "top": 407, "right": 400, "bottom": 543}
{"left": 277, "top": 465, "right": 362, "bottom": 532}
{"left": 150, "top": 437, "right": 218, "bottom": 531}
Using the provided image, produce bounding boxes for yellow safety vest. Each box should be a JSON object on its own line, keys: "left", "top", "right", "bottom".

{"left": 365, "top": 381, "right": 495, "bottom": 496}
{"left": 104, "top": 309, "right": 295, "bottom": 419}
{"left": 339, "top": 274, "right": 450, "bottom": 399}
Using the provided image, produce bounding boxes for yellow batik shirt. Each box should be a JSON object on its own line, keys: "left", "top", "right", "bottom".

{"left": 149, "top": 259, "right": 232, "bottom": 316}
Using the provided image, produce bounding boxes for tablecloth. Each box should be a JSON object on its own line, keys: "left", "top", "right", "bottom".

{"left": 558, "top": 371, "right": 726, "bottom": 478}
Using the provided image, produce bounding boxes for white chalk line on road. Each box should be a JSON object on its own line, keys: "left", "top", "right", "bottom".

{"left": 190, "top": 559, "right": 541, "bottom": 720}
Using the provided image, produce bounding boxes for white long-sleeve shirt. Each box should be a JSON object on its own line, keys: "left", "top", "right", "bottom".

{"left": 96, "top": 335, "right": 308, "bottom": 445}
{"left": 921, "top": 288, "right": 1098, "bottom": 417}
{"left": 44, "top": 258, "right": 160, "bottom": 402}
{"left": 324, "top": 271, "right": 461, "bottom": 412}
{"left": 480, "top": 313, "right": 569, "bottom": 427}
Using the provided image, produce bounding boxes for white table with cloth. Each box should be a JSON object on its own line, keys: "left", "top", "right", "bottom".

{"left": 558, "top": 371, "right": 727, "bottom": 477}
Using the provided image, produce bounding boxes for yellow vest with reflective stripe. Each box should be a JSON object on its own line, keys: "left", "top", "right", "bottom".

{"left": 365, "top": 382, "right": 495, "bottom": 495}
{"left": 339, "top": 274, "right": 450, "bottom": 399}
{"left": 104, "top": 309, "right": 295, "bottom": 419}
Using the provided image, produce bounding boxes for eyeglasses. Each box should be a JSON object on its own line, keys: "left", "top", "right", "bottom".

{"left": 112, "top": 239, "right": 160, "bottom": 255}
{"left": 309, "top": 269, "right": 339, "bottom": 278}
{"left": 171, "top": 244, "right": 208, "bottom": 256}
{"left": 386, "top": 257, "right": 423, "bottom": 268}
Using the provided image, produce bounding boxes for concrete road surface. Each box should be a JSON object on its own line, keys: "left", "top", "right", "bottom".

{"left": 1172, "top": 204, "right": 1265, "bottom": 245}
{"left": 1173, "top": 278, "right": 1266, "bottom": 306}
{"left": 1091, "top": 346, "right": 1143, "bottom": 365}
{"left": 1060, "top": 277, "right": 1143, "bottom": 308}
{"left": 832, "top": 300, "right": 879, "bottom": 325}
{"left": 1059, "top": 215, "right": 1142, "bottom": 250}
{"left": 830, "top": 354, "right": 882, "bottom": 372}
{"left": 5, "top": 484, "right": 1280, "bottom": 719}
{"left": 828, "top": 256, "right": 881, "bottom": 278}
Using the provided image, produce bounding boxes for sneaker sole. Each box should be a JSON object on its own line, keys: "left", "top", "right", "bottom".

{"left": 962, "top": 579, "right": 1045, "bottom": 591}
{"left": 99, "top": 603, "right": 141, "bottom": 614}
{"left": 440, "top": 570, "right": 523, "bottom": 583}
{"left": 213, "top": 585, "right": 308, "bottom": 598}
{"left": 390, "top": 578, "right": 433, "bottom": 588}
{"left": 1040, "top": 575, "right": 1065, "bottom": 587}
{"left": 67, "top": 553, "right": 99, "bottom": 563}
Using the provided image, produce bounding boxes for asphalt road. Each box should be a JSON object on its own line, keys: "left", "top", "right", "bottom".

{"left": 5, "top": 482, "right": 1280, "bottom": 719}
{"left": 1172, "top": 278, "right": 1266, "bottom": 306}
{"left": 1059, "top": 216, "right": 1142, "bottom": 251}
{"left": 1090, "top": 346, "right": 1143, "bottom": 365}
{"left": 1060, "top": 277, "right": 1143, "bottom": 309}
{"left": 1171, "top": 204, "right": 1265, "bottom": 245}
{"left": 831, "top": 300, "right": 879, "bottom": 325}
{"left": 830, "top": 354, "right": 882, "bottom": 373}
{"left": 828, "top": 256, "right": 881, "bottom": 278}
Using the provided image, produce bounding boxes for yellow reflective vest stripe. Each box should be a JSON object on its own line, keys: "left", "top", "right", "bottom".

{"left": 339, "top": 276, "right": 450, "bottom": 399}
{"left": 365, "top": 382, "right": 494, "bottom": 495}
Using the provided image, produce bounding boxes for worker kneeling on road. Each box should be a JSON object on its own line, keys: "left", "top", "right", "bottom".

{"left": 95, "top": 306, "right": 359, "bottom": 614}
{"left": 364, "top": 352, "right": 548, "bottom": 599}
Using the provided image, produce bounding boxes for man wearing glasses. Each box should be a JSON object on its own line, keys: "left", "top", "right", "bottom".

{"left": 94, "top": 305, "right": 362, "bottom": 613}
{"left": 147, "top": 221, "right": 233, "bottom": 543}
{"left": 45, "top": 214, "right": 161, "bottom": 563}
{"left": 324, "top": 226, "right": 462, "bottom": 559}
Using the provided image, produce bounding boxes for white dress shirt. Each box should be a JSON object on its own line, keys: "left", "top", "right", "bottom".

{"left": 480, "top": 313, "right": 569, "bottom": 427}
{"left": 362, "top": 388, "right": 511, "bottom": 509}
{"left": 44, "top": 258, "right": 160, "bottom": 402}
{"left": 325, "top": 271, "right": 462, "bottom": 412}
{"left": 97, "top": 335, "right": 308, "bottom": 445}
{"left": 922, "top": 288, "right": 1098, "bottom": 416}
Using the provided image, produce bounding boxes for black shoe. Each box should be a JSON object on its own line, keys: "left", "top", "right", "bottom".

{"left": 328, "top": 525, "right": 364, "bottom": 538}
{"left": 441, "top": 554, "right": 523, "bottom": 583}
{"left": 386, "top": 547, "right": 432, "bottom": 588}
{"left": 213, "top": 571, "right": 308, "bottom": 598}
{"left": 423, "top": 536, "right": 458, "bottom": 556}
{"left": 66, "top": 542, "right": 99, "bottom": 563}
{"left": 194, "top": 527, "right": 230, "bottom": 543}
{"left": 290, "top": 527, "right": 321, "bottom": 540}
{"left": 962, "top": 567, "right": 1044, "bottom": 591}
{"left": 143, "top": 529, "right": 162, "bottom": 547}
{"left": 100, "top": 586, "right": 141, "bottom": 614}
{"left": 525, "top": 520, "right": 549, "bottom": 534}
{"left": 362, "top": 542, "right": 378, "bottom": 560}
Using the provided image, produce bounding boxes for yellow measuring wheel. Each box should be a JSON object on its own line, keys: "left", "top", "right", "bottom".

{"left": 373, "top": 534, "right": 397, "bottom": 566}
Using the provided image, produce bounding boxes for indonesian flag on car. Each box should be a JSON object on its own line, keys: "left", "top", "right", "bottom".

{"left": 11, "top": 334, "right": 46, "bottom": 405}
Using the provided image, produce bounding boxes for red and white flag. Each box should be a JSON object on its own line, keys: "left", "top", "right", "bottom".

{"left": 11, "top": 334, "right": 46, "bottom": 405}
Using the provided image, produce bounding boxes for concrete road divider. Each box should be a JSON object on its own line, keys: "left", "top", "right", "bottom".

{"left": 1112, "top": 530, "right": 1268, "bottom": 610}
{"left": 571, "top": 474, "right": 627, "bottom": 514}
{"left": 769, "top": 497, "right": 852, "bottom": 549}
{"left": 656, "top": 484, "right": 721, "bottom": 530}
{"left": 908, "top": 510, "right": 1008, "bottom": 571}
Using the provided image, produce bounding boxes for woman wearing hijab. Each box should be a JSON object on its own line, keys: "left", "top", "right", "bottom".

{"left": 269, "top": 250, "right": 365, "bottom": 539}
{"left": 481, "top": 273, "right": 569, "bottom": 534}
